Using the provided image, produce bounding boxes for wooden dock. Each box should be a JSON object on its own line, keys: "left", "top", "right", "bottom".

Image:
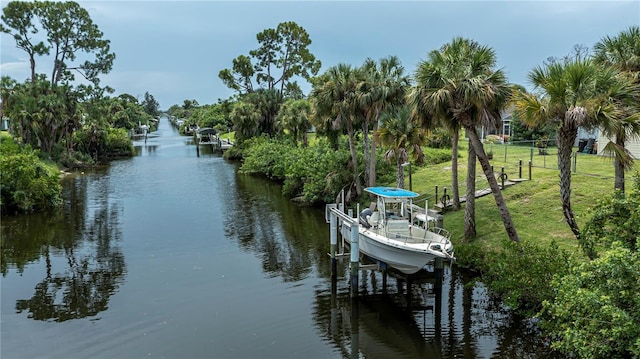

{"left": 435, "top": 177, "right": 527, "bottom": 209}
{"left": 195, "top": 128, "right": 234, "bottom": 153}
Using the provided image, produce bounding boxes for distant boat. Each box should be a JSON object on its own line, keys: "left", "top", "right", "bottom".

{"left": 130, "top": 123, "right": 149, "bottom": 138}
{"left": 331, "top": 187, "right": 455, "bottom": 274}
{"left": 185, "top": 123, "right": 199, "bottom": 136}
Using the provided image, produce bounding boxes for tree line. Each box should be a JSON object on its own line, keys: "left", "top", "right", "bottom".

{"left": 1, "top": 1, "right": 161, "bottom": 213}
{"left": 193, "top": 21, "right": 638, "bottom": 248}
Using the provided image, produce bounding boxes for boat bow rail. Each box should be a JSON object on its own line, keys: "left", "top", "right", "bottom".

{"left": 375, "top": 226, "right": 451, "bottom": 246}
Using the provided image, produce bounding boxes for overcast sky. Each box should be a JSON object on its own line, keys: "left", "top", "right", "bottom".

{"left": 1, "top": 1, "right": 638, "bottom": 110}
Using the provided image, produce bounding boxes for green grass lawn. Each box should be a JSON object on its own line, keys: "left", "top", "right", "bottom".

{"left": 406, "top": 141, "right": 640, "bottom": 260}
{"left": 218, "top": 131, "right": 236, "bottom": 142}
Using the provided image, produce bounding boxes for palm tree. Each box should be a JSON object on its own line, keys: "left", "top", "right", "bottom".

{"left": 513, "top": 56, "right": 636, "bottom": 240}
{"left": 407, "top": 83, "right": 462, "bottom": 211}
{"left": 230, "top": 101, "right": 260, "bottom": 145}
{"left": 311, "top": 64, "right": 362, "bottom": 199}
{"left": 276, "top": 99, "right": 312, "bottom": 147}
{"left": 1, "top": 76, "right": 16, "bottom": 126}
{"left": 593, "top": 25, "right": 640, "bottom": 194}
{"left": 594, "top": 25, "right": 640, "bottom": 80}
{"left": 243, "top": 89, "right": 283, "bottom": 137}
{"left": 376, "top": 106, "right": 426, "bottom": 189}
{"left": 357, "top": 56, "right": 410, "bottom": 188}
{"left": 411, "top": 37, "right": 518, "bottom": 242}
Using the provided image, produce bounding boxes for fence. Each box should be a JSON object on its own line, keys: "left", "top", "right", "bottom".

{"left": 414, "top": 139, "right": 635, "bottom": 211}
{"left": 484, "top": 140, "right": 606, "bottom": 173}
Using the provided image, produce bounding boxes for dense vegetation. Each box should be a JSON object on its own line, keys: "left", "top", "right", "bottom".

{"left": 541, "top": 175, "right": 640, "bottom": 358}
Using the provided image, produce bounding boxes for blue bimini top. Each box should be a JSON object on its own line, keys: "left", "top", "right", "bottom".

{"left": 364, "top": 187, "right": 419, "bottom": 198}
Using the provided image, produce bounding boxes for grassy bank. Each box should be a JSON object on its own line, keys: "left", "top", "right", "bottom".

{"left": 405, "top": 140, "right": 640, "bottom": 266}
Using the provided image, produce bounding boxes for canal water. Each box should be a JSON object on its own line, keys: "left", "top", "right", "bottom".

{"left": 1, "top": 118, "right": 556, "bottom": 358}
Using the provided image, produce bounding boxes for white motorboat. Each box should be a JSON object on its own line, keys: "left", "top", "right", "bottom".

{"left": 354, "top": 187, "right": 455, "bottom": 274}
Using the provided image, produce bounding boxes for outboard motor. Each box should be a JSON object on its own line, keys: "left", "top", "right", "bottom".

{"left": 359, "top": 208, "right": 373, "bottom": 228}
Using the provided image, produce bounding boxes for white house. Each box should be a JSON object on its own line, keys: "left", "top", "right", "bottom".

{"left": 480, "top": 108, "right": 640, "bottom": 160}
{"left": 597, "top": 132, "right": 640, "bottom": 159}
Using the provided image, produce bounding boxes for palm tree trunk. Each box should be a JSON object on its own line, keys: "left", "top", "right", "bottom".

{"left": 346, "top": 121, "right": 362, "bottom": 197}
{"left": 614, "top": 139, "right": 625, "bottom": 193}
{"left": 396, "top": 156, "right": 405, "bottom": 189}
{"left": 368, "top": 109, "right": 380, "bottom": 188}
{"left": 464, "top": 142, "right": 476, "bottom": 240}
{"left": 363, "top": 118, "right": 371, "bottom": 187}
{"left": 451, "top": 128, "right": 461, "bottom": 210}
{"left": 557, "top": 121, "right": 581, "bottom": 240}
{"left": 614, "top": 157, "right": 626, "bottom": 193}
{"left": 29, "top": 51, "right": 37, "bottom": 85}
{"left": 466, "top": 127, "right": 520, "bottom": 242}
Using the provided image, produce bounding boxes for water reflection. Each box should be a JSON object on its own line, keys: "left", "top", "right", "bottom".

{"left": 311, "top": 265, "right": 558, "bottom": 359}
{"left": 2, "top": 172, "right": 126, "bottom": 322}
{"left": 223, "top": 173, "right": 330, "bottom": 282}
{"left": 1, "top": 211, "right": 63, "bottom": 275}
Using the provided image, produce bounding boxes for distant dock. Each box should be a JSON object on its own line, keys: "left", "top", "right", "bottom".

{"left": 195, "top": 128, "right": 234, "bottom": 154}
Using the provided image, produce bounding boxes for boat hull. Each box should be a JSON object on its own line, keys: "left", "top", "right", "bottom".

{"left": 357, "top": 229, "right": 444, "bottom": 274}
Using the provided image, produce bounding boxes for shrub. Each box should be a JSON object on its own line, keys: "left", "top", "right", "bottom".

{"left": 283, "top": 140, "right": 352, "bottom": 204}
{"left": 451, "top": 240, "right": 489, "bottom": 273}
{"left": 73, "top": 126, "right": 133, "bottom": 161}
{"left": 58, "top": 150, "right": 95, "bottom": 169}
{"left": 539, "top": 173, "right": 640, "bottom": 358}
{"left": 239, "top": 136, "right": 289, "bottom": 180}
{"left": 541, "top": 244, "right": 640, "bottom": 359}
{"left": 581, "top": 172, "right": 640, "bottom": 258}
{"left": 425, "top": 127, "right": 452, "bottom": 148}
{"left": 483, "top": 239, "right": 575, "bottom": 316}
{"left": 105, "top": 127, "right": 134, "bottom": 157}
{"left": 222, "top": 144, "right": 244, "bottom": 160}
{"left": 239, "top": 137, "right": 354, "bottom": 205}
{"left": 510, "top": 115, "right": 555, "bottom": 142}
{"left": 423, "top": 147, "right": 458, "bottom": 165}
{"left": 0, "top": 135, "right": 62, "bottom": 214}
{"left": 73, "top": 126, "right": 106, "bottom": 159}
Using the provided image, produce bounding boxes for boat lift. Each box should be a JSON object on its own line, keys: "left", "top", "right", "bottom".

{"left": 326, "top": 202, "right": 384, "bottom": 298}
{"left": 326, "top": 192, "right": 446, "bottom": 298}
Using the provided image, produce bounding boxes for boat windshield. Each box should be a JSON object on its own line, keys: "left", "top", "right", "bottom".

{"left": 379, "top": 197, "right": 411, "bottom": 220}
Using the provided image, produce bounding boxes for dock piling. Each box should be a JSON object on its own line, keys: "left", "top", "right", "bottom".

{"left": 519, "top": 160, "right": 523, "bottom": 178}
{"left": 434, "top": 257, "right": 444, "bottom": 291}
{"left": 330, "top": 213, "right": 337, "bottom": 279}
{"left": 350, "top": 223, "right": 359, "bottom": 298}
